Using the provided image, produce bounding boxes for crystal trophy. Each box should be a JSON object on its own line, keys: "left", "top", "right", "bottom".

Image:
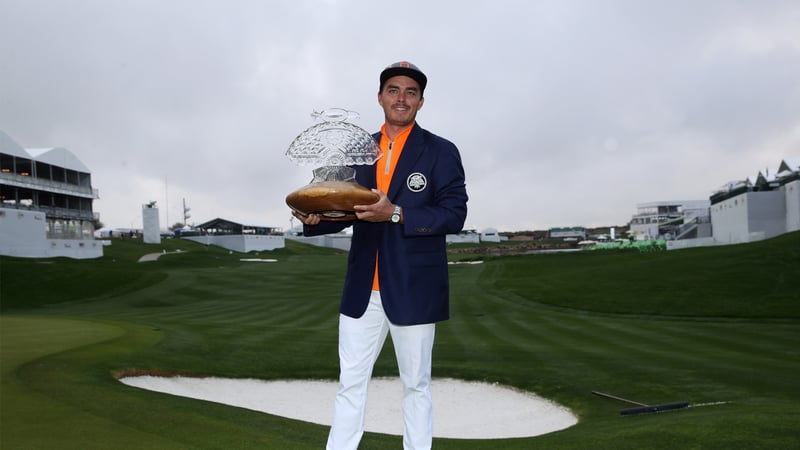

{"left": 285, "top": 109, "right": 382, "bottom": 220}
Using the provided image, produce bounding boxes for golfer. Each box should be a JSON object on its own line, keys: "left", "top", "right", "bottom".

{"left": 292, "top": 61, "right": 468, "bottom": 449}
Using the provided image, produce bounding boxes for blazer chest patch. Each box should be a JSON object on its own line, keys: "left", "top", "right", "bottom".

{"left": 407, "top": 173, "right": 427, "bottom": 192}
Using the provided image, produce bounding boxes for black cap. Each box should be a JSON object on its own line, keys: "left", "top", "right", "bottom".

{"left": 379, "top": 61, "right": 427, "bottom": 95}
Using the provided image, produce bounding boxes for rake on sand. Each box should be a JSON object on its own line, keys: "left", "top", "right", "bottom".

{"left": 592, "top": 390, "right": 692, "bottom": 416}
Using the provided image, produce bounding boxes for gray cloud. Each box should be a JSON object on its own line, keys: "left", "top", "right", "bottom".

{"left": 2, "top": 0, "right": 798, "bottom": 232}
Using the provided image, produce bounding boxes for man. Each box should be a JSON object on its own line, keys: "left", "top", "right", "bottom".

{"left": 292, "top": 61, "right": 468, "bottom": 450}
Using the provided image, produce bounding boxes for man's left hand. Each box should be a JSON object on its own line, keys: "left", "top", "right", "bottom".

{"left": 353, "top": 189, "right": 394, "bottom": 222}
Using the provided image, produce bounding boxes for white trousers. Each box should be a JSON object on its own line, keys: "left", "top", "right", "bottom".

{"left": 326, "top": 290, "right": 436, "bottom": 450}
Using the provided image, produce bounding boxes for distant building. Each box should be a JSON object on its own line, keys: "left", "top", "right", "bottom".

{"left": 628, "top": 158, "right": 800, "bottom": 250}
{"left": 285, "top": 225, "right": 353, "bottom": 251}
{"left": 480, "top": 227, "right": 503, "bottom": 243}
{"left": 446, "top": 227, "right": 480, "bottom": 244}
{"left": 709, "top": 158, "right": 799, "bottom": 245}
{"left": 0, "top": 131, "right": 102, "bottom": 259}
{"left": 782, "top": 159, "right": 800, "bottom": 234}
{"left": 142, "top": 202, "right": 161, "bottom": 244}
{"left": 628, "top": 201, "right": 711, "bottom": 241}
{"left": 548, "top": 227, "right": 587, "bottom": 241}
{"left": 183, "top": 217, "right": 285, "bottom": 252}
{"left": 288, "top": 225, "right": 490, "bottom": 250}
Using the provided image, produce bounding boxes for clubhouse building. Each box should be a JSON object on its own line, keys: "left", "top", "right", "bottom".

{"left": 628, "top": 158, "right": 800, "bottom": 250}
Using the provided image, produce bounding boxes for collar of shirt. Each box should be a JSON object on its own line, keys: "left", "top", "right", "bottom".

{"left": 377, "top": 123, "right": 414, "bottom": 194}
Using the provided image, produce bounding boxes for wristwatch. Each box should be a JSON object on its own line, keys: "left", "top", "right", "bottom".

{"left": 390, "top": 205, "right": 402, "bottom": 223}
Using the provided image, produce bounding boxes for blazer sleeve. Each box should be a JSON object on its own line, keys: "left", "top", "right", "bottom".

{"left": 303, "top": 220, "right": 352, "bottom": 237}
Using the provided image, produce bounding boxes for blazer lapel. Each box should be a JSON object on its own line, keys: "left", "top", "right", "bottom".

{"left": 387, "top": 124, "right": 425, "bottom": 199}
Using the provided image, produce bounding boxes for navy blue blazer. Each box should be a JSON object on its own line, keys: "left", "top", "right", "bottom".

{"left": 304, "top": 123, "right": 468, "bottom": 325}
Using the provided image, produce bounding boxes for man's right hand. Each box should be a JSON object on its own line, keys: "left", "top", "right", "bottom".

{"left": 292, "top": 210, "right": 321, "bottom": 226}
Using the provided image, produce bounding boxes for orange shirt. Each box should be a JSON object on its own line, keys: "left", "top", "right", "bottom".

{"left": 372, "top": 123, "right": 413, "bottom": 291}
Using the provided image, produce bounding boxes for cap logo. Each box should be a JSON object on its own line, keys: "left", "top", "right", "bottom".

{"left": 407, "top": 172, "right": 427, "bottom": 192}
{"left": 380, "top": 61, "right": 427, "bottom": 93}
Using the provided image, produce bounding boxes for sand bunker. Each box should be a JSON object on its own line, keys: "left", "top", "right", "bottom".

{"left": 120, "top": 376, "right": 577, "bottom": 439}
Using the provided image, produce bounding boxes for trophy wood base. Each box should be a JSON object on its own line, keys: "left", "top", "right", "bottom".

{"left": 286, "top": 181, "right": 379, "bottom": 221}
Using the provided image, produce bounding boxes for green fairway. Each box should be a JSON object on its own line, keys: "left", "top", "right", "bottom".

{"left": 1, "top": 234, "right": 798, "bottom": 449}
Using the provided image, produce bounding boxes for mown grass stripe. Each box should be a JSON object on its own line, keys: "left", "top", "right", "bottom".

{"left": 2, "top": 234, "right": 798, "bottom": 449}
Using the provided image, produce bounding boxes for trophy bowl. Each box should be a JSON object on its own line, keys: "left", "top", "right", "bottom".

{"left": 285, "top": 109, "right": 382, "bottom": 221}
{"left": 286, "top": 180, "right": 379, "bottom": 220}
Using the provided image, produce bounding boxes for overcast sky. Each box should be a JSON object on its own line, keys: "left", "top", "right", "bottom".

{"left": 2, "top": 0, "right": 798, "bottom": 232}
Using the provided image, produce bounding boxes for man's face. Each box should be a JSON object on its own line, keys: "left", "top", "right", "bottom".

{"left": 378, "top": 75, "right": 424, "bottom": 129}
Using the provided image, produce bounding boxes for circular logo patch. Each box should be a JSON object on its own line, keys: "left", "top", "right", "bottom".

{"left": 407, "top": 172, "right": 427, "bottom": 192}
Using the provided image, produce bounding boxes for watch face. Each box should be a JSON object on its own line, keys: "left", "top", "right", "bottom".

{"left": 391, "top": 213, "right": 400, "bottom": 223}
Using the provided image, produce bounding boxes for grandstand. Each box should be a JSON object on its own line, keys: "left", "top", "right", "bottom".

{"left": 0, "top": 131, "right": 102, "bottom": 258}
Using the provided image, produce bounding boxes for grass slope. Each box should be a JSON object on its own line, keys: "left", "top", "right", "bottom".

{"left": 475, "top": 231, "right": 800, "bottom": 318}
{"left": 1, "top": 234, "right": 798, "bottom": 449}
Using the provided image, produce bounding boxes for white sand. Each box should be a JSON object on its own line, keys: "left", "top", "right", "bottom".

{"left": 120, "top": 376, "right": 577, "bottom": 439}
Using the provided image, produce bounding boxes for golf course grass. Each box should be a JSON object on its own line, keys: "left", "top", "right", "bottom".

{"left": 1, "top": 232, "right": 798, "bottom": 449}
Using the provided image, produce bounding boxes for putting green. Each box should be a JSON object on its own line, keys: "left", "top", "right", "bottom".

{"left": 1, "top": 316, "right": 124, "bottom": 370}
{"left": 0, "top": 316, "right": 184, "bottom": 449}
